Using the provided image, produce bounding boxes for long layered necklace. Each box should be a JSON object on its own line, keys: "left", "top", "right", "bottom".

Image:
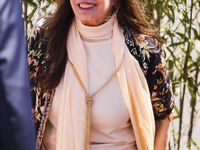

{"left": 68, "top": 51, "right": 125, "bottom": 150}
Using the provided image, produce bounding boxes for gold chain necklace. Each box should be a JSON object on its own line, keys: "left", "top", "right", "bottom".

{"left": 68, "top": 51, "right": 125, "bottom": 150}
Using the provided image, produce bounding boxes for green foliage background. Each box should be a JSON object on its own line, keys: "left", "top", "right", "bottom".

{"left": 22, "top": 0, "right": 200, "bottom": 149}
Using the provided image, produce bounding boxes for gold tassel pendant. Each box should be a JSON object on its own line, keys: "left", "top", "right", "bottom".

{"left": 85, "top": 96, "right": 93, "bottom": 150}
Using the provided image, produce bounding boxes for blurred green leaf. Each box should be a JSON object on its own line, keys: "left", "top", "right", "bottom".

{"left": 174, "top": 105, "right": 180, "bottom": 117}
{"left": 191, "top": 139, "right": 200, "bottom": 149}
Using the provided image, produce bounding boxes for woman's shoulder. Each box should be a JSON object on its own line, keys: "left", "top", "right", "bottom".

{"left": 27, "top": 17, "right": 50, "bottom": 57}
{"left": 121, "top": 24, "right": 163, "bottom": 75}
{"left": 120, "top": 24, "right": 163, "bottom": 61}
{"left": 133, "top": 34, "right": 166, "bottom": 69}
{"left": 28, "top": 18, "right": 47, "bottom": 40}
{"left": 27, "top": 18, "right": 48, "bottom": 55}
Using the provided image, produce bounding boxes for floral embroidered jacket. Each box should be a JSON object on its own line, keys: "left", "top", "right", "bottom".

{"left": 28, "top": 18, "right": 174, "bottom": 149}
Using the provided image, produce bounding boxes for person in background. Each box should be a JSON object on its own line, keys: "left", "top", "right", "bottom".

{"left": 0, "top": 0, "right": 35, "bottom": 150}
{"left": 28, "top": 0, "right": 174, "bottom": 150}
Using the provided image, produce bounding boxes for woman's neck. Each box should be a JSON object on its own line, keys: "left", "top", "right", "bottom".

{"left": 75, "top": 15, "right": 115, "bottom": 42}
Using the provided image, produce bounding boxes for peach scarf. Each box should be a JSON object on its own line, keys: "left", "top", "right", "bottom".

{"left": 55, "top": 17, "right": 155, "bottom": 150}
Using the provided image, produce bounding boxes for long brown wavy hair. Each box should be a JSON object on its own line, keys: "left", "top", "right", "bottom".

{"left": 36, "top": 0, "right": 160, "bottom": 91}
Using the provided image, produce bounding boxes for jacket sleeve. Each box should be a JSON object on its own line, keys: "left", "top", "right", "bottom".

{"left": 121, "top": 24, "right": 174, "bottom": 121}
{"left": 27, "top": 18, "right": 46, "bottom": 109}
{"left": 144, "top": 37, "right": 174, "bottom": 121}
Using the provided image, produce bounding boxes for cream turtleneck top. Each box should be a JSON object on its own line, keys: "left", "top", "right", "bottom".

{"left": 42, "top": 17, "right": 137, "bottom": 150}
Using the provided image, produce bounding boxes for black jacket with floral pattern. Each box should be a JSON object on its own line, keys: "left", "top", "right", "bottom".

{"left": 28, "top": 18, "right": 174, "bottom": 149}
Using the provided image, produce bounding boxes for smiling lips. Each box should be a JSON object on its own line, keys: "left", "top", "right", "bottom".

{"left": 78, "top": 3, "right": 95, "bottom": 9}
